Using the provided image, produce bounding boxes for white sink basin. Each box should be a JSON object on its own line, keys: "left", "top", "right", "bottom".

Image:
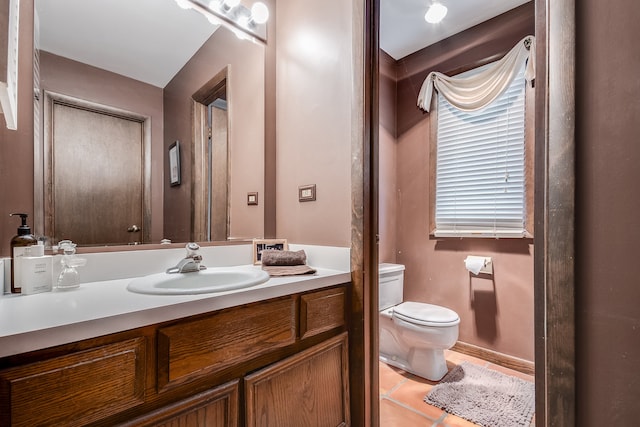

{"left": 127, "top": 266, "right": 270, "bottom": 295}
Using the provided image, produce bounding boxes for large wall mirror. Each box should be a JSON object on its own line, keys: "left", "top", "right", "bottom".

{"left": 33, "top": 0, "right": 266, "bottom": 247}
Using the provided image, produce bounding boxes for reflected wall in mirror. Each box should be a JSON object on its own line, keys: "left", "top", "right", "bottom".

{"left": 33, "top": 0, "right": 265, "bottom": 247}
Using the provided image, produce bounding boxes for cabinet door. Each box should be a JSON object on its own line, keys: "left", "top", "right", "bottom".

{"left": 0, "top": 337, "right": 146, "bottom": 427}
{"left": 122, "top": 380, "right": 239, "bottom": 427}
{"left": 245, "top": 333, "right": 349, "bottom": 427}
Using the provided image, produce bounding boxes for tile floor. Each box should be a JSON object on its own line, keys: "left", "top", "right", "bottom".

{"left": 379, "top": 350, "right": 535, "bottom": 427}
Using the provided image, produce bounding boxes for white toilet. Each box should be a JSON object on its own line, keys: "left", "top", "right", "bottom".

{"left": 379, "top": 263, "right": 460, "bottom": 381}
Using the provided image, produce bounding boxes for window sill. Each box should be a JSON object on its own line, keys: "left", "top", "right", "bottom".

{"left": 430, "top": 230, "right": 533, "bottom": 239}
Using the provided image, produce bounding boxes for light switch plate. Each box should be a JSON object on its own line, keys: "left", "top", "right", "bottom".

{"left": 298, "top": 184, "right": 316, "bottom": 202}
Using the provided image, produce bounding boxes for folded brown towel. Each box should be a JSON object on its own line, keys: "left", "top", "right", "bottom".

{"left": 261, "top": 249, "right": 306, "bottom": 266}
{"left": 261, "top": 249, "right": 317, "bottom": 276}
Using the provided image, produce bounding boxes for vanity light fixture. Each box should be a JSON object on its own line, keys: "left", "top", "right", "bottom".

{"left": 250, "top": 2, "right": 269, "bottom": 25}
{"left": 237, "top": 1, "right": 268, "bottom": 28}
{"left": 175, "top": 0, "right": 269, "bottom": 43}
{"left": 221, "top": 0, "right": 241, "bottom": 11}
{"left": 425, "top": 2, "right": 448, "bottom": 24}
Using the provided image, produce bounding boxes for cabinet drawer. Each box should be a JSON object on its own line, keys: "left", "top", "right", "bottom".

{"left": 0, "top": 337, "right": 146, "bottom": 427}
{"left": 158, "top": 297, "right": 296, "bottom": 388}
{"left": 300, "top": 286, "right": 346, "bottom": 339}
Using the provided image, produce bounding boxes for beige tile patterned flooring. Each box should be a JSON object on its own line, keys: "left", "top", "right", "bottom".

{"left": 379, "top": 350, "right": 535, "bottom": 427}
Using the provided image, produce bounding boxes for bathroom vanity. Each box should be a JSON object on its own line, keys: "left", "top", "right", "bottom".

{"left": 0, "top": 260, "right": 351, "bottom": 426}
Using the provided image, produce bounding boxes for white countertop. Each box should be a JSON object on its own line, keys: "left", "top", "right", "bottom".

{"left": 0, "top": 266, "right": 351, "bottom": 358}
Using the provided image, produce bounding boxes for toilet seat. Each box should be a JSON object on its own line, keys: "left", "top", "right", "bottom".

{"left": 393, "top": 301, "right": 460, "bottom": 327}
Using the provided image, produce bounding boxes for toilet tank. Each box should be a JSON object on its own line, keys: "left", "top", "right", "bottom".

{"left": 379, "top": 263, "right": 405, "bottom": 310}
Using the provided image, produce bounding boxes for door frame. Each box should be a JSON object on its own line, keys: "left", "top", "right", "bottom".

{"left": 36, "top": 91, "right": 152, "bottom": 245}
{"left": 533, "top": 0, "right": 576, "bottom": 425}
{"left": 191, "top": 66, "right": 231, "bottom": 242}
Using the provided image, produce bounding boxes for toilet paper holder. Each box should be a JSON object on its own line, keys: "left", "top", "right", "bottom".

{"left": 464, "top": 256, "right": 493, "bottom": 275}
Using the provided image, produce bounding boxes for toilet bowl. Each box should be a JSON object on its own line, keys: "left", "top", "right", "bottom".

{"left": 379, "top": 263, "right": 460, "bottom": 381}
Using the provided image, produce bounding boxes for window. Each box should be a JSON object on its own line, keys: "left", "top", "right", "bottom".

{"left": 433, "top": 62, "right": 530, "bottom": 238}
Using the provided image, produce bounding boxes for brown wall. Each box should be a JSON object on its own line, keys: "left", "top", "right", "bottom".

{"left": 274, "top": 0, "right": 352, "bottom": 247}
{"left": 380, "top": 3, "right": 536, "bottom": 361}
{"left": 0, "top": 0, "right": 33, "bottom": 257}
{"left": 39, "top": 52, "right": 164, "bottom": 243}
{"left": 163, "top": 27, "right": 265, "bottom": 243}
{"left": 378, "top": 50, "right": 397, "bottom": 263}
{"left": 575, "top": 1, "right": 640, "bottom": 424}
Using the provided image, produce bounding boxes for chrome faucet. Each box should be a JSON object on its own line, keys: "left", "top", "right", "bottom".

{"left": 166, "top": 243, "right": 207, "bottom": 274}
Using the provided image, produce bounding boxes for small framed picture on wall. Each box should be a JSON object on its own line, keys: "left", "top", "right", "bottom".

{"left": 169, "top": 141, "right": 181, "bottom": 186}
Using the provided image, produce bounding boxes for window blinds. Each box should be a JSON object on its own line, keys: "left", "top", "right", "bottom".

{"left": 434, "top": 62, "right": 527, "bottom": 238}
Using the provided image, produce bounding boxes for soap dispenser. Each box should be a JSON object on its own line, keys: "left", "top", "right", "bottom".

{"left": 55, "top": 240, "right": 86, "bottom": 290}
{"left": 9, "top": 213, "right": 38, "bottom": 293}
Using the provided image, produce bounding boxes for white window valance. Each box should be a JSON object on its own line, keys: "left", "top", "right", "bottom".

{"left": 417, "top": 36, "right": 535, "bottom": 112}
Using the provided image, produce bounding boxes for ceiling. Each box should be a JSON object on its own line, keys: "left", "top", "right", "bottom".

{"left": 380, "top": 0, "right": 530, "bottom": 60}
{"left": 36, "top": 0, "right": 219, "bottom": 88}
{"left": 36, "top": 0, "right": 530, "bottom": 87}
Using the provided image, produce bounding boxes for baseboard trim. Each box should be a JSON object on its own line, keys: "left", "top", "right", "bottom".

{"left": 452, "top": 341, "right": 535, "bottom": 376}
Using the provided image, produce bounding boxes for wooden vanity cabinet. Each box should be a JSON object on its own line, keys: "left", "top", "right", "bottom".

{"left": 0, "top": 284, "right": 348, "bottom": 426}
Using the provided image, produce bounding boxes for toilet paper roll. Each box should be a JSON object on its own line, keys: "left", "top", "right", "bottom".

{"left": 464, "top": 256, "right": 486, "bottom": 275}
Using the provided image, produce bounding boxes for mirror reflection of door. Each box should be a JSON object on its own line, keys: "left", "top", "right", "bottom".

{"left": 43, "top": 92, "right": 151, "bottom": 246}
{"left": 208, "top": 97, "right": 229, "bottom": 241}
{"left": 192, "top": 67, "right": 230, "bottom": 242}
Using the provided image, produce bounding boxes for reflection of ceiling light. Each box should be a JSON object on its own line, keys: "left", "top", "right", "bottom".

{"left": 425, "top": 3, "right": 447, "bottom": 24}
